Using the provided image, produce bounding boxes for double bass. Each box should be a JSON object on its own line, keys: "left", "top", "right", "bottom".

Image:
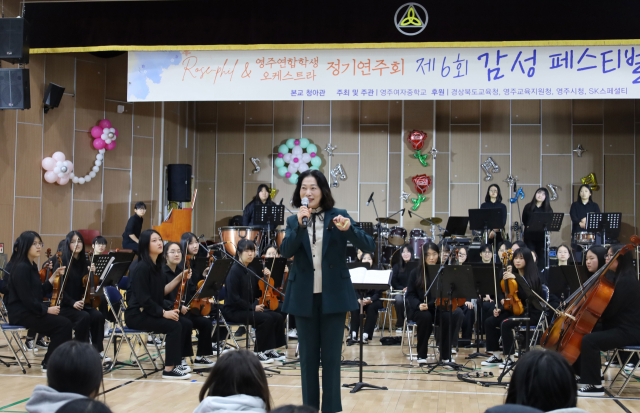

{"left": 542, "top": 235, "right": 640, "bottom": 364}
{"left": 500, "top": 249, "right": 524, "bottom": 316}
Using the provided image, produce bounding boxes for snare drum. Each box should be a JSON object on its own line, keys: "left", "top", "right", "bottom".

{"left": 275, "top": 229, "right": 286, "bottom": 248}
{"left": 388, "top": 226, "right": 407, "bottom": 246}
{"left": 219, "top": 226, "right": 263, "bottom": 256}
{"left": 409, "top": 237, "right": 433, "bottom": 259}
{"left": 573, "top": 231, "right": 595, "bottom": 245}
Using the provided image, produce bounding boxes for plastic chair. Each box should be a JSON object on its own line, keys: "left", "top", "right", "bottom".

{"left": 0, "top": 298, "right": 31, "bottom": 373}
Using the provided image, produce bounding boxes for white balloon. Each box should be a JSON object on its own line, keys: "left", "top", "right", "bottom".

{"left": 89, "top": 171, "right": 96, "bottom": 178}
{"left": 298, "top": 163, "right": 309, "bottom": 173}
{"left": 72, "top": 177, "right": 79, "bottom": 184}
{"left": 105, "top": 139, "right": 112, "bottom": 144}
{"left": 283, "top": 153, "right": 292, "bottom": 163}
{"left": 79, "top": 178, "right": 86, "bottom": 184}
{"left": 99, "top": 149, "right": 106, "bottom": 154}
{"left": 53, "top": 167, "right": 61, "bottom": 174}
{"left": 58, "top": 172, "right": 64, "bottom": 178}
{"left": 92, "top": 166, "right": 100, "bottom": 172}
{"left": 288, "top": 163, "right": 298, "bottom": 174}
{"left": 109, "top": 127, "right": 116, "bottom": 133}
{"left": 96, "top": 154, "right": 104, "bottom": 161}
{"left": 63, "top": 161, "right": 69, "bottom": 167}
{"left": 101, "top": 134, "right": 107, "bottom": 140}
{"left": 69, "top": 173, "right": 75, "bottom": 179}
{"left": 302, "top": 153, "right": 311, "bottom": 163}
{"left": 292, "top": 146, "right": 303, "bottom": 156}
{"left": 84, "top": 175, "right": 91, "bottom": 182}
{"left": 103, "top": 128, "right": 110, "bottom": 134}
{"left": 95, "top": 160, "right": 102, "bottom": 167}
{"left": 56, "top": 161, "right": 62, "bottom": 167}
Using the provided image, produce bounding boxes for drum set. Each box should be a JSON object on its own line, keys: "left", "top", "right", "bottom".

{"left": 377, "top": 216, "right": 445, "bottom": 266}
{"left": 218, "top": 226, "right": 286, "bottom": 256}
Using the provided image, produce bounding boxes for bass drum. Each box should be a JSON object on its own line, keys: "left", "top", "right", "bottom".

{"left": 409, "top": 237, "right": 433, "bottom": 260}
{"left": 388, "top": 226, "right": 407, "bottom": 246}
{"left": 275, "top": 229, "right": 287, "bottom": 249}
{"left": 219, "top": 226, "right": 263, "bottom": 256}
{"left": 381, "top": 245, "right": 400, "bottom": 266}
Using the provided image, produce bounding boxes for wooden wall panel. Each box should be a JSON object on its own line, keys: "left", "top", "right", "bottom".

{"left": 450, "top": 125, "right": 480, "bottom": 183}
{"left": 301, "top": 126, "right": 330, "bottom": 176}
{"left": 573, "top": 99, "right": 603, "bottom": 124}
{"left": 619, "top": 215, "right": 635, "bottom": 243}
{"left": 196, "top": 125, "right": 216, "bottom": 182}
{"left": 72, "top": 200, "right": 102, "bottom": 231}
{"left": 450, "top": 184, "right": 478, "bottom": 227}
{"left": 272, "top": 177, "right": 296, "bottom": 211}
{"left": 511, "top": 100, "right": 540, "bottom": 124}
{"left": 479, "top": 155, "right": 510, "bottom": 205}
{"left": 435, "top": 100, "right": 450, "bottom": 152}
{"left": 359, "top": 184, "right": 386, "bottom": 223}
{"left": 389, "top": 101, "right": 402, "bottom": 152}
{"left": 45, "top": 54, "right": 75, "bottom": 95}
{"left": 218, "top": 102, "right": 245, "bottom": 153}
{"left": 75, "top": 60, "right": 105, "bottom": 132}
{"left": 72, "top": 131, "right": 103, "bottom": 201}
{"left": 603, "top": 100, "right": 634, "bottom": 154}
{"left": 177, "top": 103, "right": 191, "bottom": 166}
{"left": 303, "top": 101, "right": 330, "bottom": 125}
{"left": 511, "top": 125, "right": 541, "bottom": 184}
{"left": 361, "top": 101, "right": 388, "bottom": 124}
{"left": 330, "top": 154, "right": 359, "bottom": 211}
{"left": 388, "top": 153, "right": 402, "bottom": 213}
{"left": 481, "top": 100, "right": 510, "bottom": 154}
{"left": 15, "top": 123, "right": 42, "bottom": 198}
{"left": 274, "top": 101, "right": 302, "bottom": 143}
{"left": 331, "top": 101, "right": 359, "bottom": 153}
{"left": 0, "top": 110, "right": 17, "bottom": 205}
{"left": 195, "top": 184, "right": 216, "bottom": 239}
{"left": 41, "top": 180, "right": 71, "bottom": 235}
{"left": 163, "top": 103, "right": 179, "bottom": 165}
{"left": 360, "top": 125, "right": 388, "bottom": 183}
{"left": 102, "top": 169, "right": 131, "bottom": 236}
{"left": 604, "top": 155, "right": 634, "bottom": 215}
{"left": 434, "top": 152, "right": 450, "bottom": 212}
{"left": 102, "top": 236, "right": 122, "bottom": 251}
{"left": 216, "top": 154, "right": 244, "bottom": 210}
{"left": 151, "top": 102, "right": 163, "bottom": 227}
{"left": 133, "top": 102, "right": 154, "bottom": 138}
{"left": 14, "top": 197, "right": 41, "bottom": 240}
{"left": 245, "top": 126, "right": 273, "bottom": 182}
{"left": 451, "top": 100, "right": 479, "bottom": 124}
{"left": 132, "top": 137, "right": 154, "bottom": 206}
{"left": 542, "top": 155, "right": 572, "bottom": 215}
{"left": 572, "top": 125, "right": 603, "bottom": 188}
{"left": 246, "top": 101, "right": 273, "bottom": 124}
{"left": 541, "top": 100, "right": 572, "bottom": 154}
{"left": 18, "top": 54, "right": 45, "bottom": 125}
{"left": 104, "top": 101, "right": 133, "bottom": 170}
{"left": 105, "top": 53, "right": 127, "bottom": 102}
{"left": 0, "top": 204, "right": 13, "bottom": 247}
{"left": 196, "top": 102, "right": 217, "bottom": 124}
{"left": 44, "top": 94, "right": 74, "bottom": 157}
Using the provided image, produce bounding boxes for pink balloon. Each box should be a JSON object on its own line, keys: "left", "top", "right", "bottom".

{"left": 90, "top": 126, "right": 102, "bottom": 139}
{"left": 278, "top": 153, "right": 284, "bottom": 158}
{"left": 57, "top": 176, "right": 69, "bottom": 185}
{"left": 294, "top": 140, "right": 300, "bottom": 145}
{"left": 310, "top": 152, "right": 316, "bottom": 158}
{"left": 293, "top": 157, "right": 299, "bottom": 163}
{"left": 113, "top": 128, "right": 119, "bottom": 137}
{"left": 285, "top": 172, "right": 291, "bottom": 178}
{"left": 52, "top": 151, "right": 66, "bottom": 162}
{"left": 106, "top": 141, "right": 117, "bottom": 151}
{"left": 99, "top": 119, "right": 112, "bottom": 129}
{"left": 44, "top": 171, "right": 58, "bottom": 183}
{"left": 93, "top": 139, "right": 106, "bottom": 150}
{"left": 41, "top": 157, "right": 56, "bottom": 170}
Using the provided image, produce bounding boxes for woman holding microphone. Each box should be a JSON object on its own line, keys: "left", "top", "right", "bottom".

{"left": 280, "top": 169, "right": 375, "bottom": 413}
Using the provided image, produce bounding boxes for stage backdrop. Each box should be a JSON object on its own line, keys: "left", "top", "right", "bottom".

{"left": 193, "top": 99, "right": 639, "bottom": 247}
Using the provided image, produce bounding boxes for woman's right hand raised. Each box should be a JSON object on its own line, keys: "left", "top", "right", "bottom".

{"left": 53, "top": 266, "right": 66, "bottom": 277}
{"left": 298, "top": 206, "right": 310, "bottom": 227}
{"left": 47, "top": 306, "right": 60, "bottom": 315}
{"left": 182, "top": 269, "right": 192, "bottom": 280}
{"left": 163, "top": 309, "right": 179, "bottom": 321}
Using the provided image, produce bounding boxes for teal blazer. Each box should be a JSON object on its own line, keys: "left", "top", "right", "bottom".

{"left": 280, "top": 208, "right": 376, "bottom": 317}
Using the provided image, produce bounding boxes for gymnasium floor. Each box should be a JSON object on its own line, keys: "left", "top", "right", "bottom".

{"left": 1, "top": 326, "right": 640, "bottom": 413}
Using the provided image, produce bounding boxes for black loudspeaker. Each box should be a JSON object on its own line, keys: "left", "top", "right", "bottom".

{"left": 0, "top": 18, "right": 30, "bottom": 64}
{"left": 43, "top": 82, "right": 65, "bottom": 113}
{"left": 167, "top": 164, "right": 192, "bottom": 202}
{"left": 0, "top": 68, "right": 30, "bottom": 110}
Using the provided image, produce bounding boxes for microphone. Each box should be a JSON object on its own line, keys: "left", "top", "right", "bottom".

{"left": 198, "top": 234, "right": 205, "bottom": 240}
{"left": 301, "top": 197, "right": 309, "bottom": 227}
{"left": 401, "top": 208, "right": 405, "bottom": 216}
{"left": 407, "top": 210, "right": 412, "bottom": 218}
{"left": 279, "top": 198, "right": 283, "bottom": 205}
{"left": 366, "top": 192, "right": 374, "bottom": 206}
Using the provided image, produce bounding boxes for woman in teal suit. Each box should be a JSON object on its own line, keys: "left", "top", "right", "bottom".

{"left": 280, "top": 169, "right": 375, "bottom": 413}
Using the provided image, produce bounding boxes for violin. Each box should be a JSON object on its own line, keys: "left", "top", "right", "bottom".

{"left": 501, "top": 249, "right": 524, "bottom": 316}
{"left": 259, "top": 256, "right": 280, "bottom": 311}
{"left": 39, "top": 248, "right": 52, "bottom": 283}
{"left": 82, "top": 250, "right": 101, "bottom": 309}
{"left": 50, "top": 251, "right": 64, "bottom": 307}
{"left": 189, "top": 251, "right": 213, "bottom": 316}
{"left": 542, "top": 235, "right": 640, "bottom": 364}
{"left": 174, "top": 255, "right": 191, "bottom": 311}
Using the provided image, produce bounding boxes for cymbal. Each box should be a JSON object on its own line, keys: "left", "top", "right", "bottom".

{"left": 420, "top": 217, "right": 443, "bottom": 225}
{"left": 377, "top": 217, "right": 398, "bottom": 224}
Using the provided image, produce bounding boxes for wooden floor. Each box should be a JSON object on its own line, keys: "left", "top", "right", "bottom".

{"left": 2, "top": 327, "right": 640, "bottom": 413}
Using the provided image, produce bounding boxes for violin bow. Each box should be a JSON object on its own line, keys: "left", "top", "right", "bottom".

{"left": 57, "top": 239, "right": 80, "bottom": 306}
{"left": 491, "top": 242, "right": 499, "bottom": 311}
{"left": 422, "top": 244, "right": 428, "bottom": 303}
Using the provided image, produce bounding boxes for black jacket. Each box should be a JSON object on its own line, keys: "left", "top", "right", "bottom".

{"left": 125, "top": 259, "right": 165, "bottom": 318}
{"left": 162, "top": 264, "right": 197, "bottom": 310}
{"left": 122, "top": 214, "right": 143, "bottom": 249}
{"left": 52, "top": 257, "right": 89, "bottom": 308}
{"left": 390, "top": 263, "right": 412, "bottom": 290}
{"left": 242, "top": 199, "right": 275, "bottom": 228}
{"left": 223, "top": 262, "right": 259, "bottom": 312}
{"left": 601, "top": 270, "right": 640, "bottom": 341}
{"left": 569, "top": 200, "right": 601, "bottom": 234}
{"left": 5, "top": 261, "right": 53, "bottom": 323}
{"left": 405, "top": 267, "right": 435, "bottom": 321}
{"left": 480, "top": 201, "right": 508, "bottom": 228}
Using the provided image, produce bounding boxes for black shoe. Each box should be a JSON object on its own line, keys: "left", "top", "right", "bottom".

{"left": 25, "top": 338, "right": 35, "bottom": 351}
{"left": 162, "top": 367, "right": 192, "bottom": 380}
{"left": 35, "top": 337, "right": 48, "bottom": 349}
{"left": 577, "top": 384, "right": 605, "bottom": 396}
{"left": 41, "top": 363, "right": 47, "bottom": 372}
{"left": 235, "top": 326, "right": 246, "bottom": 337}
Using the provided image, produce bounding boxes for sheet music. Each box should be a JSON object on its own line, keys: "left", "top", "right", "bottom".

{"left": 349, "top": 267, "right": 392, "bottom": 285}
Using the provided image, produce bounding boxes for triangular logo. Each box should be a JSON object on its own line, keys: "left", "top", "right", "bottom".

{"left": 395, "top": 3, "right": 428, "bottom": 35}
{"left": 400, "top": 6, "right": 423, "bottom": 27}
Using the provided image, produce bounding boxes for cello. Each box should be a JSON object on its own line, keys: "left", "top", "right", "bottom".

{"left": 500, "top": 249, "right": 524, "bottom": 316}
{"left": 82, "top": 249, "right": 101, "bottom": 309}
{"left": 542, "top": 235, "right": 640, "bottom": 364}
{"left": 188, "top": 251, "right": 213, "bottom": 316}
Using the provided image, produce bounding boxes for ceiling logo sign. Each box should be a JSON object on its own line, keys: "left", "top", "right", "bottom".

{"left": 395, "top": 3, "right": 428, "bottom": 36}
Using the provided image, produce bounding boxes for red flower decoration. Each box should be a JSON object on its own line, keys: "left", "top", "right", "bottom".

{"left": 412, "top": 174, "right": 432, "bottom": 194}
{"left": 407, "top": 130, "right": 427, "bottom": 151}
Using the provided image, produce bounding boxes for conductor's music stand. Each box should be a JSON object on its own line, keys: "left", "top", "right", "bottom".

{"left": 469, "top": 208, "right": 503, "bottom": 246}
{"left": 587, "top": 212, "right": 621, "bottom": 245}
{"left": 356, "top": 222, "right": 374, "bottom": 238}
{"left": 254, "top": 204, "right": 285, "bottom": 253}
{"left": 444, "top": 217, "right": 469, "bottom": 237}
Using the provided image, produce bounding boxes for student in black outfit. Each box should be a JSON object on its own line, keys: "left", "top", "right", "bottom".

{"left": 349, "top": 253, "right": 383, "bottom": 343}
{"left": 242, "top": 184, "right": 275, "bottom": 228}
{"left": 482, "top": 248, "right": 543, "bottom": 369}
{"left": 575, "top": 244, "right": 640, "bottom": 396}
{"left": 547, "top": 244, "right": 572, "bottom": 315}
{"left": 522, "top": 188, "right": 553, "bottom": 270}
{"left": 584, "top": 246, "right": 606, "bottom": 275}
{"left": 453, "top": 246, "right": 475, "bottom": 345}
{"left": 122, "top": 201, "right": 146, "bottom": 252}
{"left": 390, "top": 244, "right": 413, "bottom": 331}
{"left": 570, "top": 184, "right": 601, "bottom": 238}
{"left": 162, "top": 241, "right": 215, "bottom": 368}
{"left": 124, "top": 229, "right": 192, "bottom": 380}
{"left": 222, "top": 239, "right": 287, "bottom": 364}
{"left": 4, "top": 231, "right": 72, "bottom": 370}
{"left": 497, "top": 240, "right": 513, "bottom": 257}
{"left": 92, "top": 236, "right": 118, "bottom": 339}
{"left": 52, "top": 231, "right": 107, "bottom": 359}
{"left": 480, "top": 184, "right": 508, "bottom": 244}
{"left": 406, "top": 243, "right": 462, "bottom": 365}
{"left": 477, "top": 244, "right": 498, "bottom": 336}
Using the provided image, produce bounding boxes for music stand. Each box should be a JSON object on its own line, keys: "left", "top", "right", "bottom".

{"left": 444, "top": 217, "right": 469, "bottom": 237}
{"left": 587, "top": 212, "right": 621, "bottom": 245}
{"left": 356, "top": 222, "right": 374, "bottom": 238}
{"left": 465, "top": 264, "right": 502, "bottom": 359}
{"left": 263, "top": 258, "right": 287, "bottom": 290}
{"left": 469, "top": 209, "right": 503, "bottom": 246}
{"left": 343, "top": 268, "right": 390, "bottom": 393}
{"left": 528, "top": 212, "right": 563, "bottom": 269}
{"left": 254, "top": 204, "right": 285, "bottom": 252}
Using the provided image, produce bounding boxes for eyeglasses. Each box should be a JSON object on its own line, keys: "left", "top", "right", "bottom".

{"left": 167, "top": 251, "right": 182, "bottom": 255}
{"left": 32, "top": 242, "right": 44, "bottom": 247}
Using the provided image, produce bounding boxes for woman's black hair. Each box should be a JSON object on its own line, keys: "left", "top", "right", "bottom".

{"left": 400, "top": 244, "right": 414, "bottom": 269}
{"left": 513, "top": 240, "right": 527, "bottom": 250}
{"left": 270, "top": 406, "right": 318, "bottom": 413}
{"left": 480, "top": 243, "right": 492, "bottom": 253}
{"left": 236, "top": 239, "right": 256, "bottom": 260}
{"left": 134, "top": 201, "right": 147, "bottom": 210}
{"left": 92, "top": 236, "right": 107, "bottom": 246}
{"left": 249, "top": 184, "right": 274, "bottom": 206}
{"left": 525, "top": 187, "right": 552, "bottom": 213}
{"left": 456, "top": 246, "right": 468, "bottom": 264}
{"left": 416, "top": 242, "right": 439, "bottom": 292}
{"left": 163, "top": 242, "right": 182, "bottom": 263}
{"left": 291, "top": 170, "right": 335, "bottom": 211}
{"left": 199, "top": 350, "right": 273, "bottom": 411}
{"left": 576, "top": 184, "right": 593, "bottom": 204}
{"left": 498, "top": 240, "right": 513, "bottom": 251}
{"left": 360, "top": 252, "right": 375, "bottom": 268}
{"left": 585, "top": 246, "right": 606, "bottom": 274}
{"left": 179, "top": 232, "right": 205, "bottom": 264}
{"left": 47, "top": 341, "right": 104, "bottom": 398}
{"left": 505, "top": 349, "right": 577, "bottom": 411}
{"left": 485, "top": 184, "right": 503, "bottom": 203}
{"left": 511, "top": 248, "right": 541, "bottom": 295}
{"left": 55, "top": 399, "right": 113, "bottom": 413}
{"left": 61, "top": 231, "right": 87, "bottom": 269}
{"left": 7, "top": 231, "right": 41, "bottom": 267}
{"left": 137, "top": 229, "right": 164, "bottom": 271}
{"left": 609, "top": 244, "right": 635, "bottom": 283}
{"left": 265, "top": 245, "right": 280, "bottom": 256}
